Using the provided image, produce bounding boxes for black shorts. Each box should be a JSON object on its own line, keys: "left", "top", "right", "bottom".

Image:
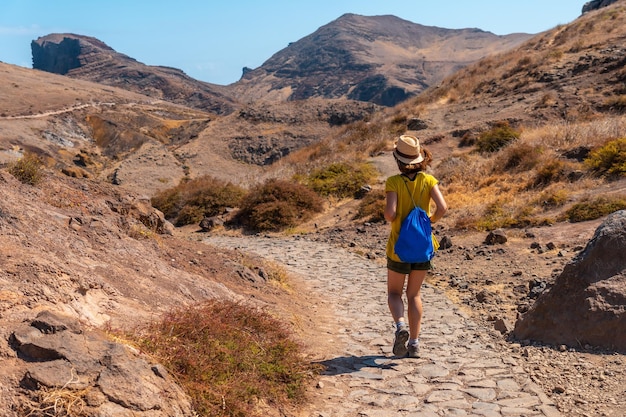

{"left": 387, "top": 257, "right": 433, "bottom": 274}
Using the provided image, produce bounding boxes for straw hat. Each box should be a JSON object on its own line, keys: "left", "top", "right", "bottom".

{"left": 393, "top": 135, "right": 424, "bottom": 164}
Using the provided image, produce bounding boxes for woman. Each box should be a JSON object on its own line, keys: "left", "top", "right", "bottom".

{"left": 384, "top": 134, "right": 448, "bottom": 358}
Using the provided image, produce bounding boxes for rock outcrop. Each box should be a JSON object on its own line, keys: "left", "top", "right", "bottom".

{"left": 513, "top": 210, "right": 626, "bottom": 351}
{"left": 10, "top": 311, "right": 194, "bottom": 416}
{"left": 582, "top": 0, "right": 621, "bottom": 14}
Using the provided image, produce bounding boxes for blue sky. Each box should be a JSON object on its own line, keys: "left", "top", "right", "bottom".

{"left": 1, "top": 1, "right": 582, "bottom": 86}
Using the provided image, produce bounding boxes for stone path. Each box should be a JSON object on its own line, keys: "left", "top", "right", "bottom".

{"left": 203, "top": 235, "right": 562, "bottom": 417}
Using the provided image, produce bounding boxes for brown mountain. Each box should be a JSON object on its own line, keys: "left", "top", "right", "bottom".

{"left": 32, "top": 15, "right": 532, "bottom": 110}
{"left": 32, "top": 33, "right": 236, "bottom": 115}
{"left": 231, "top": 13, "right": 532, "bottom": 106}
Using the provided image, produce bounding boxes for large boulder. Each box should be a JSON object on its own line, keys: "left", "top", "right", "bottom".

{"left": 10, "top": 310, "right": 195, "bottom": 416}
{"left": 513, "top": 210, "right": 626, "bottom": 351}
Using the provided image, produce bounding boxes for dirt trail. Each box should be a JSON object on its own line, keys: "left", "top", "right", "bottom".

{"left": 203, "top": 234, "right": 564, "bottom": 417}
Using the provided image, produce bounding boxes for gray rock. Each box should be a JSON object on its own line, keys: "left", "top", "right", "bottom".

{"left": 513, "top": 210, "right": 626, "bottom": 351}
{"left": 582, "top": 0, "right": 620, "bottom": 14}
{"left": 484, "top": 229, "right": 507, "bottom": 245}
{"left": 199, "top": 215, "right": 224, "bottom": 231}
{"left": 10, "top": 310, "right": 194, "bottom": 415}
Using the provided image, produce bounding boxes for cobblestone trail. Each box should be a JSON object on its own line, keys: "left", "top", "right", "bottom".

{"left": 204, "top": 235, "right": 562, "bottom": 417}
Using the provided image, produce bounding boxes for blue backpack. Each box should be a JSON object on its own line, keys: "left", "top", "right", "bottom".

{"left": 394, "top": 175, "right": 435, "bottom": 263}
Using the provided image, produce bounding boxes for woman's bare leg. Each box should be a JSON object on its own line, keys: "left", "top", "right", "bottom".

{"left": 387, "top": 269, "right": 406, "bottom": 323}
{"left": 406, "top": 270, "right": 427, "bottom": 340}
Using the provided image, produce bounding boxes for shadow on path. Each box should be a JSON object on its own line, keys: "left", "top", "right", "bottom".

{"left": 314, "top": 354, "right": 400, "bottom": 376}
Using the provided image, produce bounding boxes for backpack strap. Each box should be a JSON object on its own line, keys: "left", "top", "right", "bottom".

{"left": 401, "top": 173, "right": 426, "bottom": 210}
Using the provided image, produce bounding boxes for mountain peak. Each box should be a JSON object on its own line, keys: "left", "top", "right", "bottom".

{"left": 231, "top": 15, "right": 531, "bottom": 106}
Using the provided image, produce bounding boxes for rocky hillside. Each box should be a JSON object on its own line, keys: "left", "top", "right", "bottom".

{"left": 32, "top": 33, "right": 236, "bottom": 115}
{"left": 384, "top": 0, "right": 626, "bottom": 138}
{"left": 228, "top": 13, "right": 531, "bottom": 106}
{"left": 0, "top": 166, "right": 320, "bottom": 415}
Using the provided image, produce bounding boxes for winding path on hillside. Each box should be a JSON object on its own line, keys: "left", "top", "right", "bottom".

{"left": 203, "top": 234, "right": 563, "bottom": 417}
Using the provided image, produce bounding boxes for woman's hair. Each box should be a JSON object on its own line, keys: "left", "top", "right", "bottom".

{"left": 395, "top": 147, "right": 433, "bottom": 174}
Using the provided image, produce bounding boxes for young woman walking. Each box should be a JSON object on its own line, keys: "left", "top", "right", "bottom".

{"left": 384, "top": 134, "right": 448, "bottom": 358}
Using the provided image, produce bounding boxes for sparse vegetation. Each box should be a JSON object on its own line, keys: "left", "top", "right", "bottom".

{"left": 603, "top": 95, "right": 626, "bottom": 112}
{"left": 305, "top": 162, "right": 377, "bottom": 198}
{"left": 476, "top": 122, "right": 520, "bottom": 153}
{"left": 127, "top": 223, "right": 161, "bottom": 242}
{"left": 235, "top": 179, "right": 324, "bottom": 232}
{"left": 354, "top": 189, "right": 386, "bottom": 222}
{"left": 19, "top": 387, "right": 90, "bottom": 417}
{"left": 564, "top": 196, "right": 626, "bottom": 222}
{"left": 584, "top": 137, "right": 626, "bottom": 178}
{"left": 8, "top": 152, "right": 44, "bottom": 185}
{"left": 151, "top": 175, "right": 246, "bottom": 226}
{"left": 492, "top": 142, "right": 542, "bottom": 173}
{"left": 130, "top": 300, "right": 317, "bottom": 417}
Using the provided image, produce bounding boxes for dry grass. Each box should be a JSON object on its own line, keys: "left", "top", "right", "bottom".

{"left": 429, "top": 116, "right": 626, "bottom": 230}
{"left": 8, "top": 152, "right": 44, "bottom": 185}
{"left": 354, "top": 189, "right": 386, "bottom": 222}
{"left": 20, "top": 388, "right": 90, "bottom": 417}
{"left": 129, "top": 300, "right": 318, "bottom": 417}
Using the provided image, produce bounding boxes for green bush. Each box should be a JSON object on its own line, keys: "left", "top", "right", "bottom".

{"left": 236, "top": 179, "right": 324, "bottom": 232}
{"left": 151, "top": 176, "right": 246, "bottom": 226}
{"left": 130, "top": 300, "right": 316, "bottom": 417}
{"left": 8, "top": 152, "right": 43, "bottom": 185}
{"left": 307, "top": 162, "right": 377, "bottom": 198}
{"left": 584, "top": 137, "right": 626, "bottom": 178}
{"left": 564, "top": 196, "right": 626, "bottom": 222}
{"left": 476, "top": 122, "right": 520, "bottom": 153}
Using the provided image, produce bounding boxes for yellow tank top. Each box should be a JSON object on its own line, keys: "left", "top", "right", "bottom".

{"left": 385, "top": 172, "right": 439, "bottom": 262}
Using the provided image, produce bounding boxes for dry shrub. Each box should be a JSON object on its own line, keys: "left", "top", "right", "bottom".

{"left": 131, "top": 300, "right": 317, "bottom": 417}
{"left": 236, "top": 179, "right": 324, "bottom": 232}
{"left": 306, "top": 162, "right": 377, "bottom": 198}
{"left": 436, "top": 153, "right": 489, "bottom": 188}
{"left": 8, "top": 152, "right": 44, "bottom": 185}
{"left": 529, "top": 159, "right": 572, "bottom": 189}
{"left": 603, "top": 95, "right": 626, "bottom": 112}
{"left": 564, "top": 196, "right": 626, "bottom": 222}
{"left": 151, "top": 175, "right": 246, "bottom": 226}
{"left": 458, "top": 131, "right": 477, "bottom": 147}
{"left": 354, "top": 189, "right": 386, "bottom": 222}
{"left": 533, "top": 186, "right": 570, "bottom": 210}
{"left": 537, "top": 92, "right": 558, "bottom": 108}
{"left": 524, "top": 116, "right": 626, "bottom": 150}
{"left": 19, "top": 386, "right": 90, "bottom": 417}
{"left": 491, "top": 142, "right": 542, "bottom": 174}
{"left": 390, "top": 114, "right": 408, "bottom": 133}
{"left": 476, "top": 122, "right": 520, "bottom": 154}
{"left": 584, "top": 137, "right": 626, "bottom": 179}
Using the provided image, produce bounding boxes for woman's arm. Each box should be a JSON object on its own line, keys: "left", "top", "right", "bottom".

{"left": 384, "top": 191, "right": 398, "bottom": 222}
{"left": 429, "top": 184, "right": 448, "bottom": 223}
